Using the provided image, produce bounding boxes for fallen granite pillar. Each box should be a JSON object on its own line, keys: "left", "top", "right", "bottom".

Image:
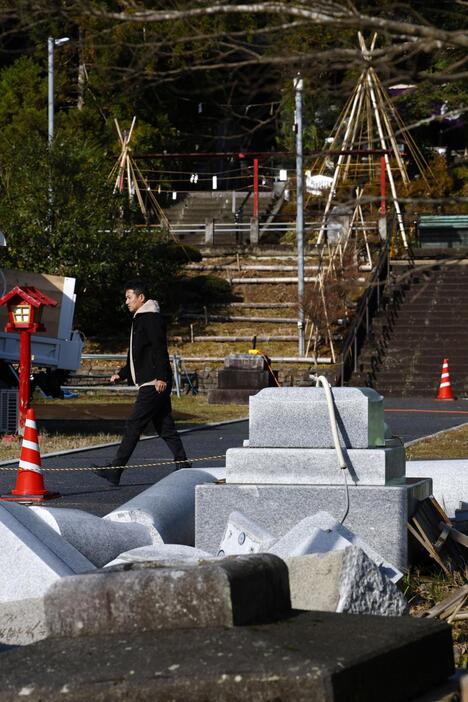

{"left": 44, "top": 554, "right": 291, "bottom": 638}
{"left": 0, "top": 503, "right": 95, "bottom": 603}
{"left": 285, "top": 547, "right": 407, "bottom": 616}
{"left": 30, "top": 506, "right": 154, "bottom": 568}
{"left": 105, "top": 467, "right": 225, "bottom": 545}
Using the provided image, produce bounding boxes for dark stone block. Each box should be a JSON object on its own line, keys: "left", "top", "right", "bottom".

{"left": 217, "top": 368, "right": 271, "bottom": 389}
{"left": 0, "top": 611, "right": 454, "bottom": 701}
{"left": 44, "top": 555, "right": 291, "bottom": 638}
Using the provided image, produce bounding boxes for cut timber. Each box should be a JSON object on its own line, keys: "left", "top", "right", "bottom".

{"left": 407, "top": 497, "right": 468, "bottom": 575}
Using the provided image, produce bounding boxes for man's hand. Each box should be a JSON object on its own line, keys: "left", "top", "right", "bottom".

{"left": 110, "top": 373, "right": 120, "bottom": 383}
{"left": 155, "top": 379, "right": 167, "bottom": 393}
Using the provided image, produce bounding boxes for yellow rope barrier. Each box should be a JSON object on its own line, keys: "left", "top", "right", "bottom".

{"left": 0, "top": 454, "right": 226, "bottom": 472}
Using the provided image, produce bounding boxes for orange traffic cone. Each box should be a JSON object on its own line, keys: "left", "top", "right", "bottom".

{"left": 1, "top": 408, "right": 60, "bottom": 502}
{"left": 436, "top": 358, "right": 455, "bottom": 401}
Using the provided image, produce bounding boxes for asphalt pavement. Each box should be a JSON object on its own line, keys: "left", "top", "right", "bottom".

{"left": 0, "top": 397, "right": 467, "bottom": 517}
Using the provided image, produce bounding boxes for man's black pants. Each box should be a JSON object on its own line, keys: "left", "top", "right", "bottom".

{"left": 112, "top": 384, "right": 188, "bottom": 466}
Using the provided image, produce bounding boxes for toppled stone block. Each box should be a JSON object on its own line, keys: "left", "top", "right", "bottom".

{"left": 249, "top": 387, "right": 384, "bottom": 448}
{"left": 30, "top": 506, "right": 153, "bottom": 568}
{"left": 105, "top": 544, "right": 213, "bottom": 567}
{"left": 285, "top": 547, "right": 407, "bottom": 616}
{"left": 226, "top": 440, "right": 405, "bottom": 486}
{"left": 45, "top": 554, "right": 291, "bottom": 637}
{"left": 105, "top": 467, "right": 225, "bottom": 545}
{"left": 0, "top": 503, "right": 95, "bottom": 603}
{"left": 268, "top": 510, "right": 403, "bottom": 582}
{"left": 217, "top": 511, "right": 276, "bottom": 556}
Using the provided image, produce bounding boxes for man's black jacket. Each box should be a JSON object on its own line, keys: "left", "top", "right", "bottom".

{"left": 118, "top": 305, "right": 172, "bottom": 386}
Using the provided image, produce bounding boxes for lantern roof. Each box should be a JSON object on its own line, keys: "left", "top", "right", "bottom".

{"left": 0, "top": 285, "right": 58, "bottom": 309}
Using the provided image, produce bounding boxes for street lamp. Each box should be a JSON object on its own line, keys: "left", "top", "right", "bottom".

{"left": 48, "top": 36, "right": 70, "bottom": 144}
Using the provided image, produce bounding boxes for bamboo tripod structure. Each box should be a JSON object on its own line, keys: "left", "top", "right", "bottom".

{"left": 303, "top": 32, "right": 433, "bottom": 359}
{"left": 109, "top": 116, "right": 172, "bottom": 234}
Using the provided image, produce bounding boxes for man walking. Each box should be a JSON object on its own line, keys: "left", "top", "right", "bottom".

{"left": 93, "top": 279, "right": 191, "bottom": 486}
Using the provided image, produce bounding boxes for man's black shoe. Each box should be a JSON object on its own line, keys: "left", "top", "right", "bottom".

{"left": 91, "top": 466, "right": 123, "bottom": 486}
{"left": 174, "top": 459, "right": 192, "bottom": 470}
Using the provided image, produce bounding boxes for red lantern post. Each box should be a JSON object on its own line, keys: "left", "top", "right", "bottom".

{"left": 0, "top": 286, "right": 57, "bottom": 432}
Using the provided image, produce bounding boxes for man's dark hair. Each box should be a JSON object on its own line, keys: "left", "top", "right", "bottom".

{"left": 124, "top": 279, "right": 150, "bottom": 300}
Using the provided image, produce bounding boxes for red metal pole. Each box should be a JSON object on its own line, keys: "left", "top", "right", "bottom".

{"left": 18, "top": 330, "right": 31, "bottom": 433}
{"left": 380, "top": 154, "right": 386, "bottom": 214}
{"left": 253, "top": 158, "right": 259, "bottom": 218}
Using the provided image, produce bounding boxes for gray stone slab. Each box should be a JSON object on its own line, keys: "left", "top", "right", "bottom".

{"left": 30, "top": 506, "right": 153, "bottom": 568}
{"left": 0, "top": 611, "right": 454, "bottom": 702}
{"left": 0, "top": 503, "right": 95, "bottom": 603}
{"left": 104, "top": 544, "right": 214, "bottom": 567}
{"left": 0, "top": 598, "right": 48, "bottom": 646}
{"left": 224, "top": 353, "right": 266, "bottom": 370}
{"left": 285, "top": 548, "right": 407, "bottom": 615}
{"left": 268, "top": 510, "right": 403, "bottom": 583}
{"left": 217, "top": 511, "right": 276, "bottom": 556}
{"left": 105, "top": 467, "right": 225, "bottom": 545}
{"left": 195, "top": 478, "right": 432, "bottom": 570}
{"left": 406, "top": 459, "right": 468, "bottom": 517}
{"left": 44, "top": 554, "right": 291, "bottom": 638}
{"left": 249, "top": 387, "right": 384, "bottom": 448}
{"left": 226, "top": 441, "right": 405, "bottom": 486}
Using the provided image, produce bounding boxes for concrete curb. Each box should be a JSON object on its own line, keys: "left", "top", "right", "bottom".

{"left": 0, "top": 417, "right": 248, "bottom": 467}
{"left": 404, "top": 419, "right": 468, "bottom": 449}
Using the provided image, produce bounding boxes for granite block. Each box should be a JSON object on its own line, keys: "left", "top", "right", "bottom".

{"left": 285, "top": 548, "right": 407, "bottom": 615}
{"left": 105, "top": 467, "right": 225, "bottom": 545}
{"left": 0, "top": 503, "right": 95, "bottom": 603}
{"left": 224, "top": 353, "right": 266, "bottom": 370}
{"left": 217, "top": 511, "right": 276, "bottom": 556}
{"left": 249, "top": 387, "right": 384, "bottom": 448}
{"left": 226, "top": 440, "right": 405, "bottom": 486}
{"left": 195, "top": 478, "right": 432, "bottom": 570}
{"left": 30, "top": 506, "right": 153, "bottom": 568}
{"left": 406, "top": 459, "right": 468, "bottom": 517}
{"left": 45, "top": 554, "right": 291, "bottom": 637}
{"left": 268, "top": 510, "right": 402, "bottom": 582}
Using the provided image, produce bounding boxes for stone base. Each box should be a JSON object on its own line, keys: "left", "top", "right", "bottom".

{"left": 0, "top": 611, "right": 453, "bottom": 702}
{"left": 218, "top": 368, "right": 272, "bottom": 389}
{"left": 208, "top": 389, "right": 261, "bottom": 405}
{"left": 195, "top": 478, "right": 432, "bottom": 571}
{"left": 226, "top": 440, "right": 405, "bottom": 486}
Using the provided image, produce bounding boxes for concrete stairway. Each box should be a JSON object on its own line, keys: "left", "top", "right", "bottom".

{"left": 163, "top": 191, "right": 276, "bottom": 246}
{"left": 351, "top": 261, "right": 468, "bottom": 397}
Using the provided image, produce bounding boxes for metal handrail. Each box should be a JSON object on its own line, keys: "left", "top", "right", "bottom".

{"left": 336, "top": 239, "right": 390, "bottom": 386}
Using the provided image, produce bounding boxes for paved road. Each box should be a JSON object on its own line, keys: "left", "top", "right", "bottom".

{"left": 0, "top": 397, "right": 467, "bottom": 516}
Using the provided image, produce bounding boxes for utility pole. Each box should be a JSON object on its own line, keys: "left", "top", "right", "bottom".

{"left": 294, "top": 73, "right": 305, "bottom": 356}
